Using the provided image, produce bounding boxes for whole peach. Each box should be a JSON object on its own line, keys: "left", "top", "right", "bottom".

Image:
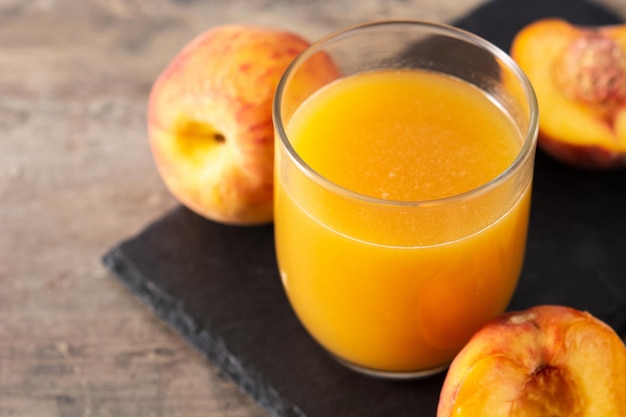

{"left": 148, "top": 25, "right": 336, "bottom": 224}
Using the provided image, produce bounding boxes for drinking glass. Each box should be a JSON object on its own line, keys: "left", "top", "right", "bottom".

{"left": 273, "top": 20, "right": 538, "bottom": 378}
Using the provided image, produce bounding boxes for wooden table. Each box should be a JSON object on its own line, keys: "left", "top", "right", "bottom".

{"left": 2, "top": 1, "right": 626, "bottom": 416}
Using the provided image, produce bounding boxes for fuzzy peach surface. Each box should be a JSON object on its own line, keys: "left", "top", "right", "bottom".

{"left": 148, "top": 25, "right": 311, "bottom": 225}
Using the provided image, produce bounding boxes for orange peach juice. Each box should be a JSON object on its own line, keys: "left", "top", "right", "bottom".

{"left": 275, "top": 69, "right": 532, "bottom": 373}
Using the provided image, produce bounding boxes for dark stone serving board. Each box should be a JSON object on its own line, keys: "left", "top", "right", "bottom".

{"left": 103, "top": 1, "right": 626, "bottom": 416}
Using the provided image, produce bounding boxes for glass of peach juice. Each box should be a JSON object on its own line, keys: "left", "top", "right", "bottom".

{"left": 273, "top": 21, "right": 538, "bottom": 379}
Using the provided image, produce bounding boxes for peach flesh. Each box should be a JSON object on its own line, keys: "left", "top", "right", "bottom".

{"left": 436, "top": 305, "right": 626, "bottom": 417}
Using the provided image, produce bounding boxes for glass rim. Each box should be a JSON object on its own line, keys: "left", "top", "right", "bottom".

{"left": 273, "top": 19, "right": 539, "bottom": 208}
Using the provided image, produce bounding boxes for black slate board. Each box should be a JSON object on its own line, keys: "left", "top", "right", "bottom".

{"left": 103, "top": 1, "right": 626, "bottom": 416}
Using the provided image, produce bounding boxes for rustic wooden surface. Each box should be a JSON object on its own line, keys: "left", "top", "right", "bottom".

{"left": 2, "top": 1, "right": 626, "bottom": 416}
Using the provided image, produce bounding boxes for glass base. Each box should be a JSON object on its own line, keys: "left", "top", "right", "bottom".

{"left": 332, "top": 355, "right": 450, "bottom": 380}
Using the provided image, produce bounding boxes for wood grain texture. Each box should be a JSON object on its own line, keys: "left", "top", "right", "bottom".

{"left": 2, "top": 1, "right": 626, "bottom": 416}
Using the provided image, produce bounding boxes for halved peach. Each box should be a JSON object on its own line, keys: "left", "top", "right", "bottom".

{"left": 437, "top": 305, "right": 626, "bottom": 417}
{"left": 511, "top": 18, "right": 626, "bottom": 168}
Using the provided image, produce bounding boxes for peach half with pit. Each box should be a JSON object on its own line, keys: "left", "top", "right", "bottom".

{"left": 511, "top": 18, "right": 626, "bottom": 168}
